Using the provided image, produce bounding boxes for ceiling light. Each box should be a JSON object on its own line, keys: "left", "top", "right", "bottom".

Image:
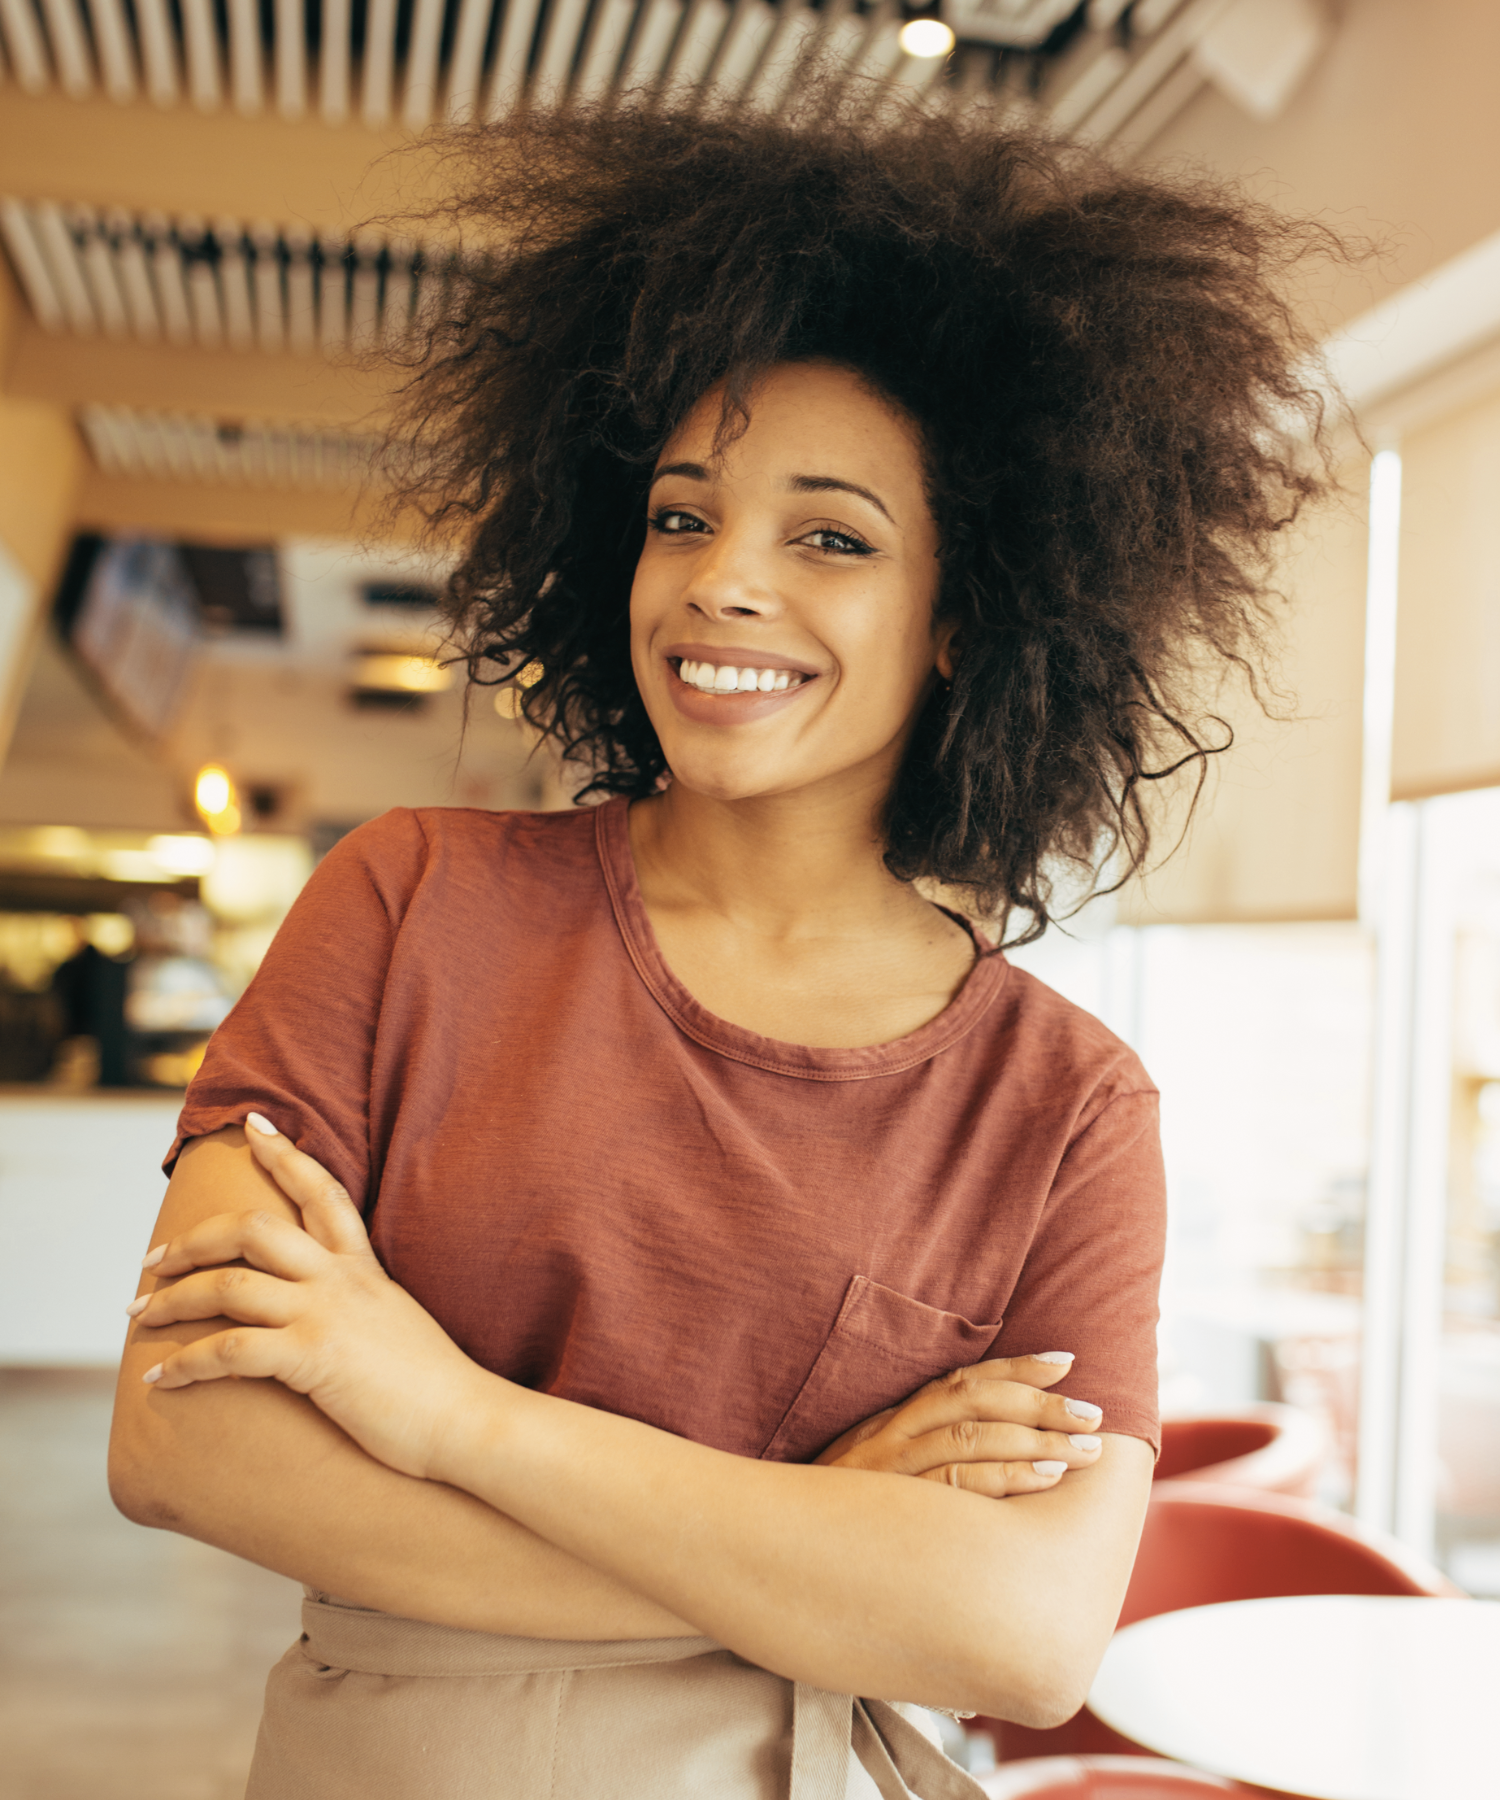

{"left": 147, "top": 833, "right": 217, "bottom": 876}
{"left": 351, "top": 653, "right": 454, "bottom": 695}
{"left": 195, "top": 764, "right": 242, "bottom": 836}
{"left": 899, "top": 17, "right": 956, "bottom": 57}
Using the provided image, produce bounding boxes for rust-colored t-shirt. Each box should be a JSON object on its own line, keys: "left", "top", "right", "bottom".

{"left": 170, "top": 802, "right": 1165, "bottom": 1457}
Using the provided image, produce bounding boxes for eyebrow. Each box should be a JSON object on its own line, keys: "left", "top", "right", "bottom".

{"left": 649, "top": 462, "right": 895, "bottom": 525}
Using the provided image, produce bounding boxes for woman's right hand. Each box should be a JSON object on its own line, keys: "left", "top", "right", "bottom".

{"left": 814, "top": 1354, "right": 1105, "bottom": 1496}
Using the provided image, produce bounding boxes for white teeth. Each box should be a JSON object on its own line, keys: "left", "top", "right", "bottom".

{"left": 676, "top": 659, "right": 806, "bottom": 694}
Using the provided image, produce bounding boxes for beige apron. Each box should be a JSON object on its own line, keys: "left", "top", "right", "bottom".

{"left": 246, "top": 1591, "right": 989, "bottom": 1800}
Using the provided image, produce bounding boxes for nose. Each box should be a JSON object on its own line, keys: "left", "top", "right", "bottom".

{"left": 679, "top": 529, "right": 783, "bottom": 623}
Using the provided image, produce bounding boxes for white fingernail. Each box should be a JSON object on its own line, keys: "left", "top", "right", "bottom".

{"left": 1068, "top": 1435, "right": 1102, "bottom": 1452}
{"left": 125, "top": 1297, "right": 148, "bottom": 1317}
{"left": 246, "top": 1112, "right": 279, "bottom": 1136}
{"left": 142, "top": 1364, "right": 163, "bottom": 1384}
{"left": 1032, "top": 1461, "right": 1068, "bottom": 1476}
{"left": 141, "top": 1245, "right": 165, "bottom": 1269}
{"left": 1034, "top": 1352, "right": 1075, "bottom": 1365}
{"left": 1066, "top": 1399, "right": 1103, "bottom": 1423}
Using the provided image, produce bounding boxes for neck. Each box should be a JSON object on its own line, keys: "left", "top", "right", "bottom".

{"left": 630, "top": 774, "right": 923, "bottom": 943}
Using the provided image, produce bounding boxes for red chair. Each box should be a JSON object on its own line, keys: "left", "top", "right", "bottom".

{"left": 1155, "top": 1404, "right": 1326, "bottom": 1498}
{"left": 978, "top": 1481, "right": 1461, "bottom": 1766}
{"left": 978, "top": 1755, "right": 1240, "bottom": 1796}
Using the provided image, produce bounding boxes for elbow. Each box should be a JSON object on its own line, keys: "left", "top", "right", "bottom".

{"left": 997, "top": 1678, "right": 1093, "bottom": 1734}
{"left": 963, "top": 1638, "right": 1100, "bottom": 1732}
{"left": 107, "top": 1419, "right": 178, "bottom": 1531}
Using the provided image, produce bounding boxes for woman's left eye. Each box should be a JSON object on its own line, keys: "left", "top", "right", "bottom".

{"left": 648, "top": 508, "right": 708, "bottom": 536}
{"left": 800, "top": 527, "right": 874, "bottom": 556}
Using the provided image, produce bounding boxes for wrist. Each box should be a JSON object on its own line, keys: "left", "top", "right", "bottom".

{"left": 426, "top": 1363, "right": 522, "bottom": 1489}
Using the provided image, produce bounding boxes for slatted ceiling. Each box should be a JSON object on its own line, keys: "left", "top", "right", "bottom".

{"left": 621, "top": 0, "right": 684, "bottom": 93}
{"left": 85, "top": 0, "right": 136, "bottom": 98}
{"left": 275, "top": 0, "right": 308, "bottom": 116}
{"left": 819, "top": 11, "right": 870, "bottom": 82}
{"left": 1049, "top": 39, "right": 1127, "bottom": 129}
{"left": 216, "top": 225, "right": 255, "bottom": 348}
{"left": 79, "top": 212, "right": 130, "bottom": 336}
{"left": 402, "top": 0, "right": 447, "bottom": 125}
{"left": 843, "top": 17, "right": 901, "bottom": 92}
{"left": 662, "top": 0, "right": 728, "bottom": 94}
{"left": 1072, "top": 0, "right": 1219, "bottom": 138}
{"left": 531, "top": 0, "right": 591, "bottom": 106}
{"left": 362, "top": 0, "right": 400, "bottom": 122}
{"left": 179, "top": 0, "right": 222, "bottom": 107}
{"left": 321, "top": 0, "right": 353, "bottom": 119}
{"left": 743, "top": 2, "right": 818, "bottom": 111}
{"left": 0, "top": 199, "right": 62, "bottom": 329}
{"left": 319, "top": 235, "right": 347, "bottom": 348}
{"left": 226, "top": 0, "right": 264, "bottom": 112}
{"left": 443, "top": 0, "right": 489, "bottom": 116}
{"left": 284, "top": 230, "right": 316, "bottom": 352}
{"left": 701, "top": 0, "right": 776, "bottom": 105}
{"left": 350, "top": 240, "right": 381, "bottom": 346}
{"left": 39, "top": 0, "right": 89, "bottom": 93}
{"left": 32, "top": 203, "right": 92, "bottom": 332}
{"left": 573, "top": 0, "right": 636, "bottom": 102}
{"left": 486, "top": 0, "right": 545, "bottom": 117}
{"left": 1131, "top": 0, "right": 1189, "bottom": 35}
{"left": 152, "top": 236, "right": 193, "bottom": 341}
{"left": 112, "top": 218, "right": 160, "bottom": 337}
{"left": 3, "top": 201, "right": 433, "bottom": 356}
{"left": 133, "top": 0, "right": 181, "bottom": 103}
{"left": 0, "top": 0, "right": 49, "bottom": 89}
{"left": 80, "top": 405, "right": 384, "bottom": 490}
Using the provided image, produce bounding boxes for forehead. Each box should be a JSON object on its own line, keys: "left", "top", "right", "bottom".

{"left": 662, "top": 362, "right": 927, "bottom": 486}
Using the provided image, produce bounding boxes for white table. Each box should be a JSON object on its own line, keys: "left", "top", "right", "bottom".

{"left": 1088, "top": 1595, "right": 1500, "bottom": 1800}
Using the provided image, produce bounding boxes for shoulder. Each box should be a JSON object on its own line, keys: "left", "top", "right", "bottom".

{"left": 984, "top": 958, "right": 1156, "bottom": 1120}
{"left": 323, "top": 804, "right": 600, "bottom": 896}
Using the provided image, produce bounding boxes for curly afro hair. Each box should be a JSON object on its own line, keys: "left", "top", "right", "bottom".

{"left": 390, "top": 91, "right": 1338, "bottom": 942}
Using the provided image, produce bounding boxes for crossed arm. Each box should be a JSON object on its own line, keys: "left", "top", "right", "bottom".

{"left": 108, "top": 1124, "right": 1152, "bottom": 1725}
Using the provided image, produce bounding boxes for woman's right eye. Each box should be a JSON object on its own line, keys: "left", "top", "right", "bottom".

{"left": 648, "top": 508, "right": 709, "bottom": 536}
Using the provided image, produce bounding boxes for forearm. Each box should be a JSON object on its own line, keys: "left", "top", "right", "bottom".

{"left": 109, "top": 1339, "right": 694, "bottom": 1639}
{"left": 110, "top": 1125, "right": 692, "bottom": 1640}
{"left": 438, "top": 1375, "right": 1152, "bottom": 1722}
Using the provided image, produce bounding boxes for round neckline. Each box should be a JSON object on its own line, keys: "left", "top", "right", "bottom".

{"left": 594, "top": 798, "right": 1009, "bottom": 1082}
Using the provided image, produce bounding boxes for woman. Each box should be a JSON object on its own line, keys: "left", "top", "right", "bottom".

{"left": 108, "top": 96, "right": 1331, "bottom": 1798}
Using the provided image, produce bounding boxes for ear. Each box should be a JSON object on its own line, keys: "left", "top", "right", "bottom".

{"left": 934, "top": 618, "right": 959, "bottom": 683}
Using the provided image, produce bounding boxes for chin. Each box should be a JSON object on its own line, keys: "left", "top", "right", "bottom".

{"left": 658, "top": 749, "right": 801, "bottom": 805}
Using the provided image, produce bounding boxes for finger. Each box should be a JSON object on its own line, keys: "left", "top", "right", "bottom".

{"left": 918, "top": 1460, "right": 1070, "bottom": 1497}
{"left": 142, "top": 1325, "right": 293, "bottom": 1391}
{"left": 955, "top": 1352, "right": 1077, "bottom": 1393}
{"left": 880, "top": 1370, "right": 1103, "bottom": 1446}
{"left": 890, "top": 1421, "right": 1105, "bottom": 1477}
{"left": 144, "top": 1208, "right": 327, "bottom": 1282}
{"left": 243, "top": 1114, "right": 371, "bottom": 1256}
{"left": 131, "top": 1265, "right": 303, "bottom": 1331}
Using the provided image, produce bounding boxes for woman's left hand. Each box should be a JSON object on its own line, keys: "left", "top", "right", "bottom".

{"left": 129, "top": 1115, "right": 492, "bottom": 1481}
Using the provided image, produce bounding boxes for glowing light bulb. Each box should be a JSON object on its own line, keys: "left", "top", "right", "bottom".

{"left": 194, "top": 765, "right": 241, "bottom": 835}
{"left": 898, "top": 17, "right": 955, "bottom": 57}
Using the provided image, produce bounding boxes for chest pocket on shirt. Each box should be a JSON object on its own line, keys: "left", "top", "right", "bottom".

{"left": 759, "top": 1274, "right": 1003, "bottom": 1464}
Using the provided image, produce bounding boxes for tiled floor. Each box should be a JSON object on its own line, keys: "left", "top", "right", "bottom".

{"left": 0, "top": 1369, "right": 302, "bottom": 1800}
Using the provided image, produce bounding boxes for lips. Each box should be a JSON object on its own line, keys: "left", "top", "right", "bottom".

{"left": 663, "top": 643, "right": 822, "bottom": 678}
{"left": 661, "top": 649, "right": 820, "bottom": 724}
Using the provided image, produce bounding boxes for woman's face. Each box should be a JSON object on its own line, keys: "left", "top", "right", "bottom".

{"left": 630, "top": 361, "right": 951, "bottom": 809}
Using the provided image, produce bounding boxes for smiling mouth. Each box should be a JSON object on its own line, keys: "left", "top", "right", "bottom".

{"left": 672, "top": 657, "right": 813, "bottom": 695}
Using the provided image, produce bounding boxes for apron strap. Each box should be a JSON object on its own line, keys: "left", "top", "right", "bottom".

{"left": 853, "top": 1698, "right": 991, "bottom": 1800}
{"left": 791, "top": 1684, "right": 853, "bottom": 1800}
